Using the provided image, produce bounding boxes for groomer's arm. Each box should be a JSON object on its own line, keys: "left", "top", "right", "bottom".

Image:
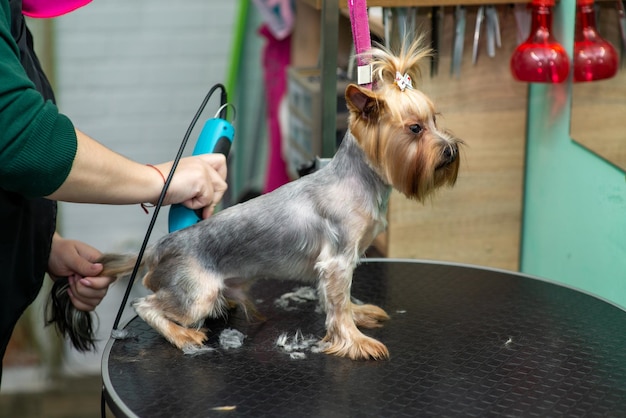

{"left": 46, "top": 129, "right": 228, "bottom": 215}
{"left": 1, "top": 12, "right": 227, "bottom": 216}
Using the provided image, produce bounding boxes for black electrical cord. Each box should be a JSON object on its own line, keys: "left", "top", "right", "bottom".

{"left": 100, "top": 84, "right": 227, "bottom": 418}
{"left": 110, "top": 83, "right": 227, "bottom": 332}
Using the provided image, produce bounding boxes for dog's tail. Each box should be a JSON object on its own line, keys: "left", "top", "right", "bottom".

{"left": 223, "top": 277, "right": 265, "bottom": 322}
{"left": 45, "top": 253, "right": 140, "bottom": 351}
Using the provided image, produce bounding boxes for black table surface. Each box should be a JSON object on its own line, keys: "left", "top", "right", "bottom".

{"left": 102, "top": 259, "right": 626, "bottom": 417}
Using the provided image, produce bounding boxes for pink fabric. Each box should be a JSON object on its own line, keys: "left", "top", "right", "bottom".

{"left": 348, "top": 0, "right": 372, "bottom": 89}
{"left": 260, "top": 25, "right": 291, "bottom": 193}
{"left": 22, "top": 0, "right": 92, "bottom": 18}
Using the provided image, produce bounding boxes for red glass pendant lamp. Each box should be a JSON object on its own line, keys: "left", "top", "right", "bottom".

{"left": 573, "top": 0, "right": 619, "bottom": 82}
{"left": 510, "top": 0, "right": 570, "bottom": 83}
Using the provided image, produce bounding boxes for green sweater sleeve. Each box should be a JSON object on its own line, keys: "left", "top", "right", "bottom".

{"left": 0, "top": 2, "right": 77, "bottom": 198}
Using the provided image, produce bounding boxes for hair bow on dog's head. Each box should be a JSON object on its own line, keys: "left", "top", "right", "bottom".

{"left": 394, "top": 71, "right": 413, "bottom": 92}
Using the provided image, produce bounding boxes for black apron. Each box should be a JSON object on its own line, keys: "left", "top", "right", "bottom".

{"left": 0, "top": 0, "right": 58, "bottom": 381}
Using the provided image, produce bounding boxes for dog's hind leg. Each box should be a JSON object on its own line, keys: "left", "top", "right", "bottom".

{"left": 135, "top": 260, "right": 227, "bottom": 353}
{"left": 316, "top": 250, "right": 390, "bottom": 360}
{"left": 133, "top": 294, "right": 209, "bottom": 352}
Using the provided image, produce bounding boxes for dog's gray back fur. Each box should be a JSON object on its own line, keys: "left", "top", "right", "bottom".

{"left": 151, "top": 130, "right": 390, "bottom": 285}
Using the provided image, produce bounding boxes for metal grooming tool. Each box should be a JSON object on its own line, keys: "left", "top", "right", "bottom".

{"left": 398, "top": 8, "right": 417, "bottom": 41}
{"left": 383, "top": 7, "right": 392, "bottom": 49}
{"left": 451, "top": 6, "right": 466, "bottom": 78}
{"left": 485, "top": 5, "right": 501, "bottom": 58}
{"left": 384, "top": 7, "right": 417, "bottom": 50}
{"left": 473, "top": 5, "right": 502, "bottom": 64}
{"left": 472, "top": 6, "right": 485, "bottom": 64}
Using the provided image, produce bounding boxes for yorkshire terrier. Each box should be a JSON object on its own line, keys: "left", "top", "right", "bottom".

{"left": 49, "top": 38, "right": 461, "bottom": 360}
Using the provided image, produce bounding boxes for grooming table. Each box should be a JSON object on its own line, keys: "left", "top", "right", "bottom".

{"left": 102, "top": 259, "right": 626, "bottom": 417}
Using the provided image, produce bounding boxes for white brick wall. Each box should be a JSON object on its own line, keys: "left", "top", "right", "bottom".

{"left": 53, "top": 0, "right": 237, "bottom": 373}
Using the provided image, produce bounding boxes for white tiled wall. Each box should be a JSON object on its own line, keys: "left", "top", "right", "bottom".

{"left": 53, "top": 0, "right": 237, "bottom": 373}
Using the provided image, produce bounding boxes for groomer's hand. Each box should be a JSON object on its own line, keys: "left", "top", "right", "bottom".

{"left": 154, "top": 154, "right": 227, "bottom": 218}
{"left": 47, "top": 233, "right": 114, "bottom": 312}
{"left": 46, "top": 130, "right": 227, "bottom": 217}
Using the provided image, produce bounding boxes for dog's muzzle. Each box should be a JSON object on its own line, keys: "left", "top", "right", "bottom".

{"left": 438, "top": 143, "right": 458, "bottom": 168}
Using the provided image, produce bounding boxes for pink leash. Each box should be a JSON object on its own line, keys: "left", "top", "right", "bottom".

{"left": 348, "top": 0, "right": 373, "bottom": 90}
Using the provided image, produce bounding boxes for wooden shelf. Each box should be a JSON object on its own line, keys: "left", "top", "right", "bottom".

{"left": 301, "top": 0, "right": 531, "bottom": 9}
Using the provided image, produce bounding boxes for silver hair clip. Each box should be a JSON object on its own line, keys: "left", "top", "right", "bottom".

{"left": 394, "top": 71, "right": 413, "bottom": 92}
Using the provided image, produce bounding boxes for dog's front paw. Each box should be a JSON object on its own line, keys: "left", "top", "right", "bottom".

{"left": 322, "top": 333, "right": 389, "bottom": 360}
{"left": 351, "top": 303, "right": 390, "bottom": 329}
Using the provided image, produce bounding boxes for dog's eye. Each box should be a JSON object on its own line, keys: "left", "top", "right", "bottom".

{"left": 409, "top": 124, "right": 423, "bottom": 134}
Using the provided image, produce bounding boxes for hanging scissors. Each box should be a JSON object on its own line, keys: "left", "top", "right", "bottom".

{"left": 473, "top": 5, "right": 502, "bottom": 64}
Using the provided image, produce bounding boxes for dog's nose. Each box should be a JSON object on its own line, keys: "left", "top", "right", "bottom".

{"left": 442, "top": 143, "right": 458, "bottom": 164}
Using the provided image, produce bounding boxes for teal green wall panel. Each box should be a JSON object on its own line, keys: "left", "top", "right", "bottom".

{"left": 522, "top": 3, "right": 626, "bottom": 307}
{"left": 229, "top": 5, "right": 268, "bottom": 202}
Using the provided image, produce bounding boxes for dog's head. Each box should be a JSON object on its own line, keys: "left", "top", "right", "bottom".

{"left": 346, "top": 38, "right": 461, "bottom": 202}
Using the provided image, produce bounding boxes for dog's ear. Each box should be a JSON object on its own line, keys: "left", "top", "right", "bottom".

{"left": 345, "top": 84, "right": 382, "bottom": 121}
